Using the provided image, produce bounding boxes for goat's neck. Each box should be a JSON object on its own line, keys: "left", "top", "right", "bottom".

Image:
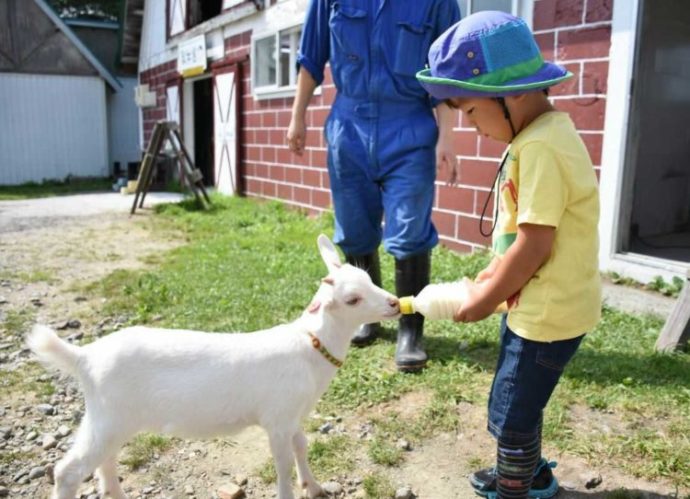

{"left": 300, "top": 288, "right": 358, "bottom": 364}
{"left": 308, "top": 312, "right": 355, "bottom": 363}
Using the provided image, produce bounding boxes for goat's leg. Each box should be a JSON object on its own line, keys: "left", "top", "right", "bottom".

{"left": 268, "top": 431, "right": 297, "bottom": 499}
{"left": 52, "top": 415, "right": 117, "bottom": 499}
{"left": 96, "top": 455, "right": 128, "bottom": 499}
{"left": 292, "top": 430, "right": 324, "bottom": 498}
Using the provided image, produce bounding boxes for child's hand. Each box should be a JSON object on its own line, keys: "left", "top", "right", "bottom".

{"left": 453, "top": 280, "right": 496, "bottom": 322}
{"left": 475, "top": 257, "right": 500, "bottom": 283}
{"left": 475, "top": 267, "right": 494, "bottom": 283}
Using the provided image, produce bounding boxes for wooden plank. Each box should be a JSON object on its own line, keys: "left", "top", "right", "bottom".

{"left": 655, "top": 270, "right": 690, "bottom": 352}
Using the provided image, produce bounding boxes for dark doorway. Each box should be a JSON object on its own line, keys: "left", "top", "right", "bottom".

{"left": 193, "top": 78, "right": 214, "bottom": 187}
{"left": 622, "top": 0, "right": 690, "bottom": 263}
{"left": 189, "top": 0, "right": 222, "bottom": 28}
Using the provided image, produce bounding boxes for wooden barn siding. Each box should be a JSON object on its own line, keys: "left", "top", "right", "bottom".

{"left": 0, "top": 73, "right": 108, "bottom": 185}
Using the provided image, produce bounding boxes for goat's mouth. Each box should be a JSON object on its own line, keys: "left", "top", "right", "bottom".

{"left": 382, "top": 310, "right": 401, "bottom": 319}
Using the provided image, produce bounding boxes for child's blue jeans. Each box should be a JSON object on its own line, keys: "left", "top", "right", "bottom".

{"left": 488, "top": 315, "right": 584, "bottom": 440}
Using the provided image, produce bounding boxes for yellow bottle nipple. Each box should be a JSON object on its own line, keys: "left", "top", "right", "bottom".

{"left": 399, "top": 296, "right": 415, "bottom": 315}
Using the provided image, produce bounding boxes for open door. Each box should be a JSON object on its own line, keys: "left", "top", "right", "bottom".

{"left": 213, "top": 65, "right": 240, "bottom": 195}
{"left": 620, "top": 0, "right": 690, "bottom": 263}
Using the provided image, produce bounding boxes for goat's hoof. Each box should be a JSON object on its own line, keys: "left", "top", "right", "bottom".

{"left": 302, "top": 483, "right": 325, "bottom": 498}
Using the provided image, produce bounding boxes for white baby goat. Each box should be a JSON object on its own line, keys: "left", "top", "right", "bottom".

{"left": 26, "top": 234, "right": 400, "bottom": 499}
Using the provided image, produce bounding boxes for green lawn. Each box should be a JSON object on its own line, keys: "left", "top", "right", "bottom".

{"left": 86, "top": 195, "right": 690, "bottom": 489}
{"left": 0, "top": 177, "right": 112, "bottom": 200}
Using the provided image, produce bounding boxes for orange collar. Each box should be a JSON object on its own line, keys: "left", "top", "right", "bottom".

{"left": 307, "top": 332, "right": 343, "bottom": 368}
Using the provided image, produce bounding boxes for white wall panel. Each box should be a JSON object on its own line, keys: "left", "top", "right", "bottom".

{"left": 108, "top": 77, "right": 141, "bottom": 170}
{"left": 0, "top": 73, "right": 108, "bottom": 185}
{"left": 139, "top": 0, "right": 172, "bottom": 71}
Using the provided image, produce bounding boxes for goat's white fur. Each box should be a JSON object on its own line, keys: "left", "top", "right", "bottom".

{"left": 26, "top": 235, "right": 400, "bottom": 499}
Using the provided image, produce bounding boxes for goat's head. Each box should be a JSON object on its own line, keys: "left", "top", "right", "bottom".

{"left": 315, "top": 235, "right": 400, "bottom": 327}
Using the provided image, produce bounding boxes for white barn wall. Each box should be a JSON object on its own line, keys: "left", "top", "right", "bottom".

{"left": 139, "top": 0, "right": 171, "bottom": 71}
{"left": 0, "top": 73, "right": 108, "bottom": 185}
{"left": 108, "top": 76, "right": 141, "bottom": 170}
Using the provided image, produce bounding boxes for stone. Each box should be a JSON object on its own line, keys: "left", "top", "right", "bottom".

{"left": 319, "top": 422, "right": 334, "bottom": 434}
{"left": 42, "top": 434, "right": 57, "bottom": 450}
{"left": 28, "top": 466, "right": 45, "bottom": 480}
{"left": 582, "top": 472, "right": 603, "bottom": 489}
{"left": 56, "top": 425, "right": 71, "bottom": 438}
{"left": 36, "top": 404, "right": 55, "bottom": 416}
{"left": 322, "top": 481, "right": 343, "bottom": 495}
{"left": 217, "top": 483, "right": 245, "bottom": 499}
{"left": 394, "top": 486, "right": 415, "bottom": 499}
{"left": 396, "top": 438, "right": 412, "bottom": 451}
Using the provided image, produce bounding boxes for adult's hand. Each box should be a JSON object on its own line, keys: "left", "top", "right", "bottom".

{"left": 436, "top": 136, "right": 458, "bottom": 185}
{"left": 287, "top": 117, "right": 307, "bottom": 156}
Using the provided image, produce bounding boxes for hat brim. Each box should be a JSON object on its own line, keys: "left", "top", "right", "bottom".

{"left": 417, "top": 62, "right": 572, "bottom": 99}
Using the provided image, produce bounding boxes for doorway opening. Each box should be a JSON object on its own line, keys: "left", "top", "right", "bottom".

{"left": 621, "top": 0, "right": 690, "bottom": 263}
{"left": 188, "top": 0, "right": 222, "bottom": 28}
{"left": 193, "top": 77, "right": 214, "bottom": 187}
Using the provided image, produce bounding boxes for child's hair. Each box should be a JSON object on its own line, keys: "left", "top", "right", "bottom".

{"left": 444, "top": 88, "right": 550, "bottom": 109}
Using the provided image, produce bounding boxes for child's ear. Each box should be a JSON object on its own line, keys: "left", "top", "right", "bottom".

{"left": 507, "top": 94, "right": 527, "bottom": 105}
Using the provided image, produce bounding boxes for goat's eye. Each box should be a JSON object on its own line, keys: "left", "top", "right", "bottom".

{"left": 345, "top": 296, "right": 361, "bottom": 306}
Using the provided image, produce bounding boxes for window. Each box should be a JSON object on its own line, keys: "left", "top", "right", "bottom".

{"left": 252, "top": 26, "right": 302, "bottom": 99}
{"left": 188, "top": 0, "right": 223, "bottom": 28}
{"left": 457, "top": 0, "right": 533, "bottom": 24}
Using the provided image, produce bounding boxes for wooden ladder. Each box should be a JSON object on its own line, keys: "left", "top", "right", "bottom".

{"left": 130, "top": 120, "right": 211, "bottom": 215}
{"left": 656, "top": 269, "right": 690, "bottom": 352}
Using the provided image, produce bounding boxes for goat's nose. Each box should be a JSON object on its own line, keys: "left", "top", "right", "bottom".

{"left": 389, "top": 297, "right": 399, "bottom": 308}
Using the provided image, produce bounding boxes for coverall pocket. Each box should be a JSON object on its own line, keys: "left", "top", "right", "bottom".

{"left": 329, "top": 6, "right": 367, "bottom": 65}
{"left": 394, "top": 22, "right": 432, "bottom": 77}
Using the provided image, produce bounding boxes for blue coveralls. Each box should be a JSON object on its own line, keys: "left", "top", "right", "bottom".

{"left": 297, "top": 0, "right": 461, "bottom": 259}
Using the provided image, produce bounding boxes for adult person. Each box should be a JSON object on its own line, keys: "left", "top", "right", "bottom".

{"left": 287, "top": 0, "right": 461, "bottom": 372}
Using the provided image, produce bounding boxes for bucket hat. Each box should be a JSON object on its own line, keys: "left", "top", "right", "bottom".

{"left": 417, "top": 11, "right": 572, "bottom": 99}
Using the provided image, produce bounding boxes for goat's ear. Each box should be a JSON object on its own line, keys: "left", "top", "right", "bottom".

{"left": 317, "top": 234, "right": 342, "bottom": 272}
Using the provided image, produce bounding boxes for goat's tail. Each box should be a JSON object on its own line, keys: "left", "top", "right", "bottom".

{"left": 26, "top": 325, "right": 82, "bottom": 377}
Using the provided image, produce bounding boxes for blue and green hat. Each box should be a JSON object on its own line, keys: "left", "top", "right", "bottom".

{"left": 417, "top": 11, "right": 572, "bottom": 99}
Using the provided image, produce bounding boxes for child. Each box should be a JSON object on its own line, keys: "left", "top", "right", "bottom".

{"left": 417, "top": 11, "right": 601, "bottom": 499}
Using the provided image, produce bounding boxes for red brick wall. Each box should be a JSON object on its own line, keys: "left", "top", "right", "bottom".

{"left": 234, "top": 26, "right": 333, "bottom": 214}
{"left": 435, "top": 0, "right": 613, "bottom": 252}
{"left": 141, "top": 0, "right": 614, "bottom": 254}
{"left": 139, "top": 60, "right": 178, "bottom": 146}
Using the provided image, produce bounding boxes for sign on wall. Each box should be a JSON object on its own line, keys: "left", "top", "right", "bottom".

{"left": 178, "top": 35, "right": 207, "bottom": 78}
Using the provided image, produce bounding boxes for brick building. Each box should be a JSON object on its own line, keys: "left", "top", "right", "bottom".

{"left": 121, "top": 0, "right": 690, "bottom": 283}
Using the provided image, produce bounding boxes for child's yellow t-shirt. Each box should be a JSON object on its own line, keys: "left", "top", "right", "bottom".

{"left": 493, "top": 111, "right": 601, "bottom": 342}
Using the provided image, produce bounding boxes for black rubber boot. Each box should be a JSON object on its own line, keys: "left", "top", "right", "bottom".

{"left": 346, "top": 251, "right": 383, "bottom": 346}
{"left": 395, "top": 251, "right": 430, "bottom": 372}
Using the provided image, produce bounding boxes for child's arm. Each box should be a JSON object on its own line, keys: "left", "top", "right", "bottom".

{"left": 475, "top": 256, "right": 500, "bottom": 283}
{"left": 454, "top": 223, "right": 555, "bottom": 322}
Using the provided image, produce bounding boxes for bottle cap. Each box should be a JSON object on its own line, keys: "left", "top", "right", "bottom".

{"left": 399, "top": 296, "right": 414, "bottom": 315}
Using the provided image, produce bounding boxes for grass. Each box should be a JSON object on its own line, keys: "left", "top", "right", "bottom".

{"left": 362, "top": 473, "right": 395, "bottom": 498}
{"left": 1, "top": 308, "right": 35, "bottom": 336}
{"left": 0, "top": 177, "right": 112, "bottom": 200}
{"left": 604, "top": 271, "right": 685, "bottom": 299}
{"left": 62, "top": 195, "right": 690, "bottom": 488}
{"left": 120, "top": 434, "right": 172, "bottom": 470}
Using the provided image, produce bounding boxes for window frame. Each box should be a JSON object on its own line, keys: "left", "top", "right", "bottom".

{"left": 251, "top": 24, "right": 309, "bottom": 100}
{"left": 460, "top": 0, "right": 534, "bottom": 26}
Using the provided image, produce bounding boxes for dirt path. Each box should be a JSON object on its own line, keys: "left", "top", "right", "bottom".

{"left": 0, "top": 195, "right": 685, "bottom": 499}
